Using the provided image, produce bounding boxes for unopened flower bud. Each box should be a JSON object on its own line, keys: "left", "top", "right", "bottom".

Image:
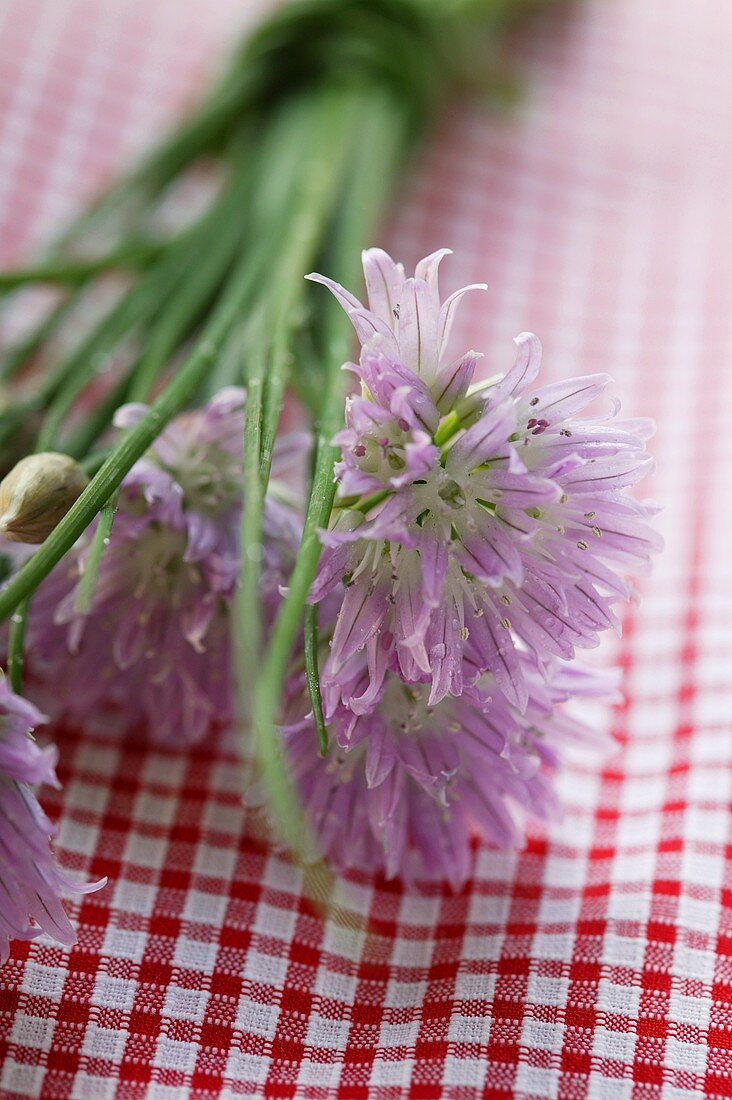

{"left": 0, "top": 452, "right": 88, "bottom": 544}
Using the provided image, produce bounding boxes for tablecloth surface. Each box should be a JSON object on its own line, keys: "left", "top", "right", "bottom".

{"left": 1, "top": 0, "right": 732, "bottom": 1097}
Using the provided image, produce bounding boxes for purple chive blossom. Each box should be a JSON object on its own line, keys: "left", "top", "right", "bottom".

{"left": 308, "top": 249, "right": 660, "bottom": 711}
{"left": 0, "top": 678, "right": 104, "bottom": 962}
{"left": 283, "top": 647, "right": 617, "bottom": 887}
{"left": 27, "top": 389, "right": 305, "bottom": 745}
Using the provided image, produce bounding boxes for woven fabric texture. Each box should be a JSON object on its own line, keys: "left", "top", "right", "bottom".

{"left": 1, "top": 0, "right": 732, "bottom": 1097}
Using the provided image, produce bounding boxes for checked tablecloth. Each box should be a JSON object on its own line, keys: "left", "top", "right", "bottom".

{"left": 2, "top": 0, "right": 732, "bottom": 1097}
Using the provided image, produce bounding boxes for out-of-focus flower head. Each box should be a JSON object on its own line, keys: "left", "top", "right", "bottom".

{"left": 27, "top": 388, "right": 305, "bottom": 744}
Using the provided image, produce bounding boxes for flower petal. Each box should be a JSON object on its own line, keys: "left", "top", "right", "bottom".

{"left": 490, "top": 331, "right": 542, "bottom": 399}
{"left": 431, "top": 350, "right": 482, "bottom": 412}
{"left": 361, "top": 248, "right": 405, "bottom": 327}
{"left": 329, "top": 572, "right": 389, "bottom": 673}
{"left": 437, "top": 283, "right": 488, "bottom": 361}
{"left": 445, "top": 400, "right": 516, "bottom": 474}
{"left": 397, "top": 277, "right": 441, "bottom": 381}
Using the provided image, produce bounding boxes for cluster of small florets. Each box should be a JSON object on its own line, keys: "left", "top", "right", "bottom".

{"left": 28, "top": 388, "right": 305, "bottom": 745}
{"left": 286, "top": 248, "right": 660, "bottom": 884}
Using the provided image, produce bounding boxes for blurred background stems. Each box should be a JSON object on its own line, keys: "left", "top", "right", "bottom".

{"left": 0, "top": 0, "right": 546, "bottom": 852}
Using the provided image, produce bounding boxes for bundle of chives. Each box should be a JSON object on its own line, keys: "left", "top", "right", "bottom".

{"left": 0, "top": 6, "right": 538, "bottom": 730}
{"left": 0, "top": 0, "right": 550, "bottom": 887}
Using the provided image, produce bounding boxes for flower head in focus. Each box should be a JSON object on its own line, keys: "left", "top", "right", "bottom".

{"left": 0, "top": 677, "right": 104, "bottom": 962}
{"left": 27, "top": 388, "right": 305, "bottom": 744}
{"left": 308, "top": 249, "right": 660, "bottom": 712}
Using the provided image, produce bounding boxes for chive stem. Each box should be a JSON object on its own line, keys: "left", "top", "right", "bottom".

{"left": 7, "top": 597, "right": 30, "bottom": 694}
{"left": 0, "top": 240, "right": 164, "bottom": 291}
{"left": 304, "top": 580, "right": 330, "bottom": 757}
{"left": 74, "top": 495, "right": 118, "bottom": 616}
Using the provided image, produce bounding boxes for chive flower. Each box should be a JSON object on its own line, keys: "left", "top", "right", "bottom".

{"left": 27, "top": 389, "right": 305, "bottom": 744}
{"left": 284, "top": 646, "right": 616, "bottom": 886}
{"left": 309, "top": 249, "right": 660, "bottom": 712}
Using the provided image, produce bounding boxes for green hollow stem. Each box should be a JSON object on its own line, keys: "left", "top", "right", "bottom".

{"left": 7, "top": 597, "right": 30, "bottom": 694}
{"left": 236, "top": 366, "right": 265, "bottom": 724}
{"left": 258, "top": 90, "right": 357, "bottom": 481}
{"left": 0, "top": 240, "right": 164, "bottom": 291}
{"left": 0, "top": 239, "right": 265, "bottom": 624}
{"left": 236, "top": 87, "right": 364, "bottom": 727}
{"left": 249, "top": 89, "right": 410, "bottom": 855}
{"left": 74, "top": 495, "right": 118, "bottom": 616}
{"left": 304, "top": 580, "right": 330, "bottom": 757}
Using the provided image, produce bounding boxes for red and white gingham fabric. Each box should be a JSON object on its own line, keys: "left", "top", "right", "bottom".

{"left": 1, "top": 0, "right": 732, "bottom": 1097}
